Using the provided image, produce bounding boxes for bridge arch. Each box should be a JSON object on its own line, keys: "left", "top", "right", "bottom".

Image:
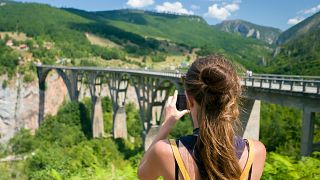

{"left": 37, "top": 67, "right": 80, "bottom": 126}
{"left": 38, "top": 68, "right": 76, "bottom": 101}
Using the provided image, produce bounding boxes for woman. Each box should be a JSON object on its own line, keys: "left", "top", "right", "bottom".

{"left": 138, "top": 55, "right": 266, "bottom": 180}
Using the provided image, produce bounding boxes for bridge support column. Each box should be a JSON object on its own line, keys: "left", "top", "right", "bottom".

{"left": 38, "top": 82, "right": 45, "bottom": 126}
{"left": 240, "top": 99, "right": 261, "bottom": 140}
{"left": 113, "top": 106, "right": 127, "bottom": 139}
{"left": 301, "top": 109, "right": 315, "bottom": 156}
{"left": 108, "top": 73, "right": 129, "bottom": 139}
{"left": 92, "top": 95, "right": 105, "bottom": 138}
{"left": 88, "top": 74, "right": 105, "bottom": 138}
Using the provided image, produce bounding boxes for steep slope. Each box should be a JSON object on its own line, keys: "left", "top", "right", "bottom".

{"left": 276, "top": 11, "right": 320, "bottom": 45}
{"left": 214, "top": 19, "right": 281, "bottom": 45}
{"left": 65, "top": 9, "right": 273, "bottom": 71}
{"left": 267, "top": 11, "right": 320, "bottom": 75}
{"left": 269, "top": 28, "right": 320, "bottom": 75}
{"left": 0, "top": 1, "right": 93, "bottom": 58}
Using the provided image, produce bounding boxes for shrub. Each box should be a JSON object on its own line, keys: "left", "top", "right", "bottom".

{"left": 9, "top": 129, "right": 36, "bottom": 154}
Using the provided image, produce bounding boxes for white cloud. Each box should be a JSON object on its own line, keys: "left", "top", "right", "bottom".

{"left": 303, "top": 4, "right": 320, "bottom": 14}
{"left": 191, "top": 4, "right": 200, "bottom": 10}
{"left": 126, "top": 0, "right": 154, "bottom": 8}
{"left": 155, "top": 2, "right": 194, "bottom": 15}
{"left": 225, "top": 3, "right": 239, "bottom": 11}
{"left": 287, "top": 17, "right": 304, "bottom": 25}
{"left": 205, "top": 3, "right": 239, "bottom": 20}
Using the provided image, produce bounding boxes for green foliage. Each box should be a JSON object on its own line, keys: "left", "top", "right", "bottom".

{"left": 0, "top": 40, "right": 19, "bottom": 76}
{"left": 101, "top": 96, "right": 113, "bottom": 134}
{"left": 91, "top": 45, "right": 126, "bottom": 60}
{"left": 0, "top": 161, "right": 27, "bottom": 179}
{"left": 260, "top": 103, "right": 302, "bottom": 157}
{"left": 23, "top": 72, "right": 35, "bottom": 83}
{"left": 0, "top": 2, "right": 93, "bottom": 59}
{"left": 12, "top": 100, "right": 142, "bottom": 179}
{"left": 268, "top": 20, "right": 320, "bottom": 75}
{"left": 35, "top": 102, "right": 91, "bottom": 148}
{"left": 126, "top": 102, "right": 142, "bottom": 140}
{"left": 151, "top": 53, "right": 167, "bottom": 62}
{"left": 65, "top": 8, "right": 271, "bottom": 70}
{"left": 262, "top": 152, "right": 320, "bottom": 179}
{"left": 9, "top": 129, "right": 36, "bottom": 155}
{"left": 169, "top": 115, "right": 193, "bottom": 139}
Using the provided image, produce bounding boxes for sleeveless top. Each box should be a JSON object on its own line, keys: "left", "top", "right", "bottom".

{"left": 174, "top": 128, "right": 247, "bottom": 179}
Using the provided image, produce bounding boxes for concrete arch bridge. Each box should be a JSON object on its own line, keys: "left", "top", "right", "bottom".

{"left": 36, "top": 65, "right": 320, "bottom": 156}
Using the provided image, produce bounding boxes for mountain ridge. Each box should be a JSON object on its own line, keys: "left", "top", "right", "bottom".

{"left": 269, "top": 11, "right": 320, "bottom": 75}
{"left": 214, "top": 19, "right": 282, "bottom": 44}
{"left": 276, "top": 11, "right": 320, "bottom": 45}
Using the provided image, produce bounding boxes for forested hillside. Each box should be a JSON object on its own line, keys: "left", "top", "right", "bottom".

{"left": 276, "top": 11, "right": 320, "bottom": 45}
{"left": 268, "top": 11, "right": 320, "bottom": 75}
{"left": 269, "top": 28, "right": 320, "bottom": 75}
{"left": 0, "top": 1, "right": 274, "bottom": 74}
{"left": 65, "top": 8, "right": 271, "bottom": 70}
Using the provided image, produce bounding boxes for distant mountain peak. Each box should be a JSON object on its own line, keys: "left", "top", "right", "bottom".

{"left": 214, "top": 19, "right": 282, "bottom": 44}
{"left": 276, "top": 11, "right": 320, "bottom": 45}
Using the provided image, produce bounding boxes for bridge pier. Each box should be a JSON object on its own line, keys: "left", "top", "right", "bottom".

{"left": 107, "top": 73, "right": 129, "bottom": 139}
{"left": 91, "top": 95, "right": 105, "bottom": 138}
{"left": 38, "top": 82, "right": 45, "bottom": 126}
{"left": 301, "top": 109, "right": 315, "bottom": 156}
{"left": 113, "top": 106, "right": 127, "bottom": 139}
{"left": 240, "top": 99, "right": 261, "bottom": 140}
{"left": 88, "top": 74, "right": 105, "bottom": 138}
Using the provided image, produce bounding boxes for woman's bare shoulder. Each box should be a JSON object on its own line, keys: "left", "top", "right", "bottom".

{"left": 138, "top": 139, "right": 175, "bottom": 179}
{"left": 152, "top": 139, "right": 172, "bottom": 156}
{"left": 252, "top": 140, "right": 266, "bottom": 158}
{"left": 251, "top": 140, "right": 266, "bottom": 179}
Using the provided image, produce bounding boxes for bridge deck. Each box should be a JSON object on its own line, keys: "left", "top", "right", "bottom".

{"left": 37, "top": 65, "right": 320, "bottom": 96}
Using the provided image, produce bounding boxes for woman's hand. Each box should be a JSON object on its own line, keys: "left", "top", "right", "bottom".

{"left": 162, "top": 90, "right": 190, "bottom": 126}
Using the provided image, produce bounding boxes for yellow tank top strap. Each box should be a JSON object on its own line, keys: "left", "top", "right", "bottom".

{"left": 240, "top": 139, "right": 255, "bottom": 180}
{"left": 169, "top": 139, "right": 190, "bottom": 180}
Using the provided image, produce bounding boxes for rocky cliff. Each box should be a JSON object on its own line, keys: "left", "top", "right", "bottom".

{"left": 0, "top": 73, "right": 68, "bottom": 143}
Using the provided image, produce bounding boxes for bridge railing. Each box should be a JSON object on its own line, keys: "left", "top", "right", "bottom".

{"left": 240, "top": 75, "right": 320, "bottom": 94}
{"left": 249, "top": 73, "right": 320, "bottom": 81}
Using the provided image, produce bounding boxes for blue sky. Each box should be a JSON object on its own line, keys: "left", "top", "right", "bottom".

{"left": 15, "top": 0, "right": 320, "bottom": 31}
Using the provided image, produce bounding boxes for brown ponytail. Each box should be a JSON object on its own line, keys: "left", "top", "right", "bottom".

{"left": 184, "top": 55, "right": 242, "bottom": 180}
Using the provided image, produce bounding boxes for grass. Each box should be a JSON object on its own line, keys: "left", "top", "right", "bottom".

{"left": 85, "top": 33, "right": 122, "bottom": 49}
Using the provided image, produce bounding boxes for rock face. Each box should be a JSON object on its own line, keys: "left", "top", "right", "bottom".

{"left": 214, "top": 19, "right": 282, "bottom": 45}
{"left": 0, "top": 72, "right": 68, "bottom": 143}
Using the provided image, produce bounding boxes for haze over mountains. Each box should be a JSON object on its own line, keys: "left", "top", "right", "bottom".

{"left": 0, "top": 0, "right": 319, "bottom": 75}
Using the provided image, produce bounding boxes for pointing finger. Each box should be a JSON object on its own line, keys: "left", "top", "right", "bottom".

{"left": 166, "top": 96, "right": 173, "bottom": 106}
{"left": 172, "top": 90, "right": 178, "bottom": 105}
